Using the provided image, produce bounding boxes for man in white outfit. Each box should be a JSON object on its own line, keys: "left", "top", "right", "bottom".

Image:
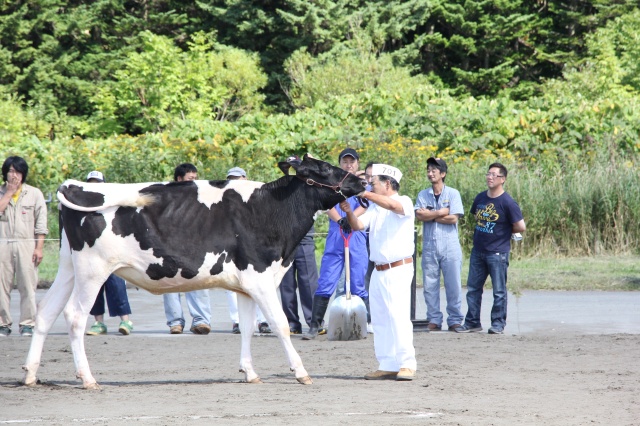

{"left": 340, "top": 164, "right": 417, "bottom": 381}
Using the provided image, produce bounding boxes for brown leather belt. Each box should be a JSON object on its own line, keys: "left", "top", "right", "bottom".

{"left": 375, "top": 257, "right": 413, "bottom": 272}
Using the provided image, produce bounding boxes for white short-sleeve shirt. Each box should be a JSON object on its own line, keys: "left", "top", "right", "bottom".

{"left": 358, "top": 194, "right": 415, "bottom": 264}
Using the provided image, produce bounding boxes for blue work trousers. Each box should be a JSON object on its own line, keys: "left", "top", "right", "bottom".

{"left": 421, "top": 237, "right": 463, "bottom": 327}
{"left": 90, "top": 274, "right": 132, "bottom": 317}
{"left": 316, "top": 231, "right": 368, "bottom": 299}
{"left": 464, "top": 248, "right": 509, "bottom": 329}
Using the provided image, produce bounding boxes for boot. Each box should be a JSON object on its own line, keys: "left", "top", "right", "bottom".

{"left": 302, "top": 296, "right": 330, "bottom": 340}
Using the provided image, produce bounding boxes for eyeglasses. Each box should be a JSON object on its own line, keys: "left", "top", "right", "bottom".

{"left": 485, "top": 173, "right": 504, "bottom": 178}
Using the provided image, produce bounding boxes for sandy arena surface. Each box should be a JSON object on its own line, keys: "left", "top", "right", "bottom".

{"left": 1, "top": 328, "right": 639, "bottom": 425}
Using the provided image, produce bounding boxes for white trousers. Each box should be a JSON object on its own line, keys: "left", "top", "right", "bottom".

{"left": 370, "top": 263, "right": 417, "bottom": 372}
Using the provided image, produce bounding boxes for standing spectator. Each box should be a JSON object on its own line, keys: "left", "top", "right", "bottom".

{"left": 414, "top": 158, "right": 465, "bottom": 332}
{"left": 0, "top": 156, "right": 48, "bottom": 337}
{"left": 302, "top": 148, "right": 369, "bottom": 340}
{"left": 457, "top": 163, "right": 526, "bottom": 334}
{"left": 83, "top": 171, "right": 133, "bottom": 336}
{"left": 225, "top": 167, "right": 271, "bottom": 334}
{"left": 162, "top": 163, "right": 212, "bottom": 335}
{"left": 340, "top": 164, "right": 417, "bottom": 381}
{"left": 279, "top": 224, "right": 318, "bottom": 334}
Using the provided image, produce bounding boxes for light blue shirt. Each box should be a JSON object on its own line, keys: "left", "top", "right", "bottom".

{"left": 414, "top": 185, "right": 464, "bottom": 242}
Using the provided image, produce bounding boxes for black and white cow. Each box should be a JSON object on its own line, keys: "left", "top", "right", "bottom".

{"left": 22, "top": 155, "right": 366, "bottom": 388}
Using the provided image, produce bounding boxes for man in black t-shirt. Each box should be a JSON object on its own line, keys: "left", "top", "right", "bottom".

{"left": 457, "top": 163, "right": 526, "bottom": 334}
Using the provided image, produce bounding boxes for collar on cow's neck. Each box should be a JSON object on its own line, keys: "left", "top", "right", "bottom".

{"left": 296, "top": 172, "right": 351, "bottom": 200}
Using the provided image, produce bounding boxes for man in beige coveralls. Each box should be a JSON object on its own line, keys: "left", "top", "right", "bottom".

{"left": 0, "top": 156, "right": 48, "bottom": 337}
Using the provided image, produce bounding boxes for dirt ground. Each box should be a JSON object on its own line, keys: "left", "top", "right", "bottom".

{"left": 1, "top": 330, "right": 638, "bottom": 425}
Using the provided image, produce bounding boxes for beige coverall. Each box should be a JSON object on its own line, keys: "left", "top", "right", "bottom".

{"left": 0, "top": 183, "right": 48, "bottom": 328}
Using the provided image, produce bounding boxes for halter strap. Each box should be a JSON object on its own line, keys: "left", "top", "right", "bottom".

{"left": 297, "top": 172, "right": 352, "bottom": 200}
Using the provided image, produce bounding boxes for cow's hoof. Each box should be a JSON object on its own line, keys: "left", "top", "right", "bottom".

{"left": 23, "top": 379, "right": 38, "bottom": 387}
{"left": 247, "top": 377, "right": 263, "bottom": 384}
{"left": 83, "top": 382, "right": 101, "bottom": 390}
{"left": 296, "top": 375, "right": 313, "bottom": 385}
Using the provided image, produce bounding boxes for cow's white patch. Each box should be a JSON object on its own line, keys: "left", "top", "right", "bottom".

{"left": 195, "top": 180, "right": 263, "bottom": 208}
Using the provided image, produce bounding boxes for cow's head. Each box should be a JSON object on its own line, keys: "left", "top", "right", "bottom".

{"left": 278, "top": 154, "right": 366, "bottom": 200}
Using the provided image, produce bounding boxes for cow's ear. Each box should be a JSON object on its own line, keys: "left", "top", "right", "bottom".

{"left": 278, "top": 155, "right": 302, "bottom": 175}
{"left": 278, "top": 162, "right": 291, "bottom": 175}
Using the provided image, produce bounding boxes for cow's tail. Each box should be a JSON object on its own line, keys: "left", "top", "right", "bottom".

{"left": 56, "top": 191, "right": 156, "bottom": 212}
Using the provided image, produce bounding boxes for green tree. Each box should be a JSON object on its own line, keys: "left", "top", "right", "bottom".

{"left": 90, "top": 31, "right": 267, "bottom": 134}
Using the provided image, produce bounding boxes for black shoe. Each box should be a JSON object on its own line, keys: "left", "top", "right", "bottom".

{"left": 232, "top": 323, "right": 240, "bottom": 334}
{"left": 488, "top": 326, "right": 504, "bottom": 334}
{"left": 289, "top": 327, "right": 302, "bottom": 335}
{"left": 258, "top": 322, "right": 272, "bottom": 333}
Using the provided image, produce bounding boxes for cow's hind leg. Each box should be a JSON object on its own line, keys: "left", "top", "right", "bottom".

{"left": 63, "top": 271, "right": 109, "bottom": 390}
{"left": 236, "top": 293, "right": 262, "bottom": 383}
{"left": 252, "top": 287, "right": 312, "bottom": 385}
{"left": 23, "top": 239, "right": 75, "bottom": 386}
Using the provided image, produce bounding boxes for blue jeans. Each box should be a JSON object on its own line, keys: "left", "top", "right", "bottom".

{"left": 464, "top": 248, "right": 509, "bottom": 330}
{"left": 90, "top": 274, "right": 132, "bottom": 317}
{"left": 163, "top": 290, "right": 211, "bottom": 328}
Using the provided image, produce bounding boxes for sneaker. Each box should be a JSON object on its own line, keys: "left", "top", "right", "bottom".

{"left": 448, "top": 324, "right": 465, "bottom": 333}
{"left": 19, "top": 325, "right": 33, "bottom": 337}
{"left": 0, "top": 326, "right": 11, "bottom": 337}
{"left": 258, "top": 322, "right": 272, "bottom": 334}
{"left": 190, "top": 323, "right": 211, "bottom": 335}
{"left": 364, "top": 370, "right": 397, "bottom": 380}
{"left": 118, "top": 320, "right": 133, "bottom": 335}
{"left": 170, "top": 325, "right": 184, "bottom": 334}
{"left": 289, "top": 327, "right": 302, "bottom": 335}
{"left": 232, "top": 323, "right": 240, "bottom": 334}
{"left": 317, "top": 327, "right": 327, "bottom": 335}
{"left": 426, "top": 323, "right": 442, "bottom": 331}
{"left": 455, "top": 324, "right": 483, "bottom": 333}
{"left": 86, "top": 321, "right": 107, "bottom": 336}
{"left": 488, "top": 326, "right": 504, "bottom": 334}
{"left": 396, "top": 368, "right": 416, "bottom": 381}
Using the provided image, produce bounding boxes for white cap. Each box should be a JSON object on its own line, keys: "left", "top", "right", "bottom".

{"left": 86, "top": 171, "right": 105, "bottom": 182}
{"left": 371, "top": 164, "right": 402, "bottom": 182}
{"left": 227, "top": 167, "right": 247, "bottom": 178}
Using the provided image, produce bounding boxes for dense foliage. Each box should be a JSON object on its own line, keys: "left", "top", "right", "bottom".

{"left": 1, "top": 3, "right": 639, "bottom": 256}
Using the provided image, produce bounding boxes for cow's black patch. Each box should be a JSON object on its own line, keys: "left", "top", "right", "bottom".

{"left": 61, "top": 207, "right": 107, "bottom": 251}
{"left": 60, "top": 184, "right": 105, "bottom": 208}
{"left": 208, "top": 180, "right": 228, "bottom": 189}
{"left": 209, "top": 253, "right": 226, "bottom": 275}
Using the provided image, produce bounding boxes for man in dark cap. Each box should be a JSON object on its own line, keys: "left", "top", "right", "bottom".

{"left": 303, "top": 148, "right": 369, "bottom": 340}
{"left": 414, "top": 158, "right": 465, "bottom": 333}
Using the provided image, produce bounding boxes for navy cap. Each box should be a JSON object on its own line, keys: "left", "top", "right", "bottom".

{"left": 338, "top": 148, "right": 359, "bottom": 162}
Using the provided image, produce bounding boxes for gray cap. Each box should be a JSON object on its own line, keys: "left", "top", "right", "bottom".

{"left": 227, "top": 167, "right": 247, "bottom": 178}
{"left": 86, "top": 171, "right": 105, "bottom": 182}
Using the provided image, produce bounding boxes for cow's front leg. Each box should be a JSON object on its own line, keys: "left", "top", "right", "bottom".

{"left": 236, "top": 293, "right": 261, "bottom": 383}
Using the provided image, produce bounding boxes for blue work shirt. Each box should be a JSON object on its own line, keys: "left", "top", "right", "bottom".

{"left": 414, "top": 185, "right": 464, "bottom": 243}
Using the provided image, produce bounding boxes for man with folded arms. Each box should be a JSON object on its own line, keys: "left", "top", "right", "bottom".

{"left": 340, "top": 164, "right": 417, "bottom": 381}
